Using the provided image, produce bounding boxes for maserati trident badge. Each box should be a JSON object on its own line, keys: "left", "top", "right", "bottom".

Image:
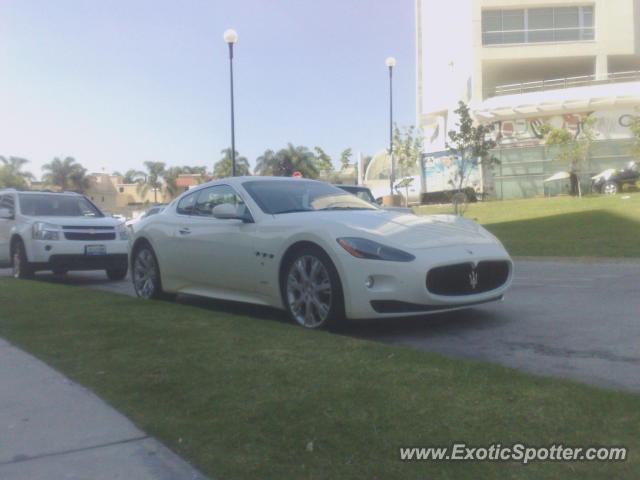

{"left": 469, "top": 267, "right": 478, "bottom": 290}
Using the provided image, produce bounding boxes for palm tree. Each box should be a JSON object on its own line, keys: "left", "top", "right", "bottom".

{"left": 114, "top": 169, "right": 145, "bottom": 184}
{"left": 254, "top": 149, "right": 278, "bottom": 176}
{"left": 255, "top": 144, "right": 319, "bottom": 178}
{"left": 42, "top": 157, "right": 90, "bottom": 192}
{"left": 213, "top": 149, "right": 250, "bottom": 178}
{"left": 138, "top": 161, "right": 166, "bottom": 203}
{"left": 0, "top": 156, "right": 34, "bottom": 181}
{"left": 163, "top": 166, "right": 186, "bottom": 199}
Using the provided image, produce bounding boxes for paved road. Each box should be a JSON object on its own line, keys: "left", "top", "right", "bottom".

{"left": 2, "top": 259, "right": 639, "bottom": 393}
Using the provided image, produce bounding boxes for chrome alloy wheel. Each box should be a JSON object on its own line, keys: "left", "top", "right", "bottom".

{"left": 133, "top": 248, "right": 158, "bottom": 299}
{"left": 286, "top": 255, "right": 332, "bottom": 328}
{"left": 12, "top": 250, "right": 21, "bottom": 279}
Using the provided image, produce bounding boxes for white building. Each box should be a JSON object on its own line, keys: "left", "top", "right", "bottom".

{"left": 416, "top": 0, "right": 640, "bottom": 199}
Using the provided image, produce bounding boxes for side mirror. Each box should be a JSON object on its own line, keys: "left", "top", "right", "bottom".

{"left": 0, "top": 208, "right": 13, "bottom": 219}
{"left": 212, "top": 203, "right": 240, "bottom": 219}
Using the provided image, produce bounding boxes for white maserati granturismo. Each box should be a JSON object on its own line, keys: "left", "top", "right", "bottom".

{"left": 129, "top": 177, "right": 513, "bottom": 329}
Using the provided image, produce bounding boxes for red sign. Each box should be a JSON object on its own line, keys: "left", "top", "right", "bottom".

{"left": 292, "top": 171, "right": 302, "bottom": 178}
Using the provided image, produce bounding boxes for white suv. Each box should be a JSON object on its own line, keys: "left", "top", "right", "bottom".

{"left": 0, "top": 189, "right": 129, "bottom": 279}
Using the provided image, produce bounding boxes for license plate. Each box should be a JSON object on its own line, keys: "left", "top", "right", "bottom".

{"left": 85, "top": 245, "right": 106, "bottom": 256}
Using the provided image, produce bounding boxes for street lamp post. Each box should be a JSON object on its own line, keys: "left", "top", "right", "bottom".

{"left": 224, "top": 29, "right": 238, "bottom": 176}
{"left": 385, "top": 57, "right": 396, "bottom": 195}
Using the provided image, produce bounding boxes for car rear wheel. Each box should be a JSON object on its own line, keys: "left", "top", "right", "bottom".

{"left": 132, "top": 245, "right": 174, "bottom": 300}
{"left": 12, "top": 241, "right": 34, "bottom": 279}
{"left": 282, "top": 247, "right": 344, "bottom": 330}
{"left": 602, "top": 181, "right": 618, "bottom": 195}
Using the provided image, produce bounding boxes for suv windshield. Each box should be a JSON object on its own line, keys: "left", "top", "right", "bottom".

{"left": 243, "top": 180, "right": 378, "bottom": 214}
{"left": 19, "top": 194, "right": 104, "bottom": 217}
{"left": 338, "top": 186, "right": 376, "bottom": 204}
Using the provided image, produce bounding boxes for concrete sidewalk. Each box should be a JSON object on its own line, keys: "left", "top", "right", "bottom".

{"left": 0, "top": 338, "right": 209, "bottom": 480}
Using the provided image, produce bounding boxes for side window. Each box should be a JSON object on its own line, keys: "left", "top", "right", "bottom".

{"left": 194, "top": 185, "right": 246, "bottom": 217}
{"left": 176, "top": 193, "right": 197, "bottom": 215}
{"left": 0, "top": 195, "right": 15, "bottom": 216}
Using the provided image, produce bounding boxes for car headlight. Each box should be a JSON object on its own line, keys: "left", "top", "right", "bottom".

{"left": 32, "top": 222, "right": 61, "bottom": 241}
{"left": 116, "top": 223, "right": 128, "bottom": 240}
{"left": 337, "top": 237, "right": 415, "bottom": 262}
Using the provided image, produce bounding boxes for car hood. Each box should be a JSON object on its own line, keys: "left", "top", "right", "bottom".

{"left": 24, "top": 216, "right": 123, "bottom": 227}
{"left": 313, "top": 210, "right": 497, "bottom": 249}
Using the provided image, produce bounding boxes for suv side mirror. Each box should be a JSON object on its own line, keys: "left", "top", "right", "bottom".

{"left": 0, "top": 208, "right": 13, "bottom": 219}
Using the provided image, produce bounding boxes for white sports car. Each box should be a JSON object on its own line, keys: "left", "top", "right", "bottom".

{"left": 129, "top": 177, "right": 513, "bottom": 329}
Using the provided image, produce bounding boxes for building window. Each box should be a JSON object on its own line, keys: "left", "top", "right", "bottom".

{"left": 119, "top": 187, "right": 124, "bottom": 193}
{"left": 482, "top": 6, "right": 594, "bottom": 45}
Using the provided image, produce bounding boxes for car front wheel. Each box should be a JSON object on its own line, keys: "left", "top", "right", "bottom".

{"left": 132, "top": 245, "right": 174, "bottom": 300}
{"left": 282, "top": 247, "right": 345, "bottom": 330}
{"left": 602, "top": 181, "right": 618, "bottom": 195}
{"left": 12, "top": 241, "right": 34, "bottom": 279}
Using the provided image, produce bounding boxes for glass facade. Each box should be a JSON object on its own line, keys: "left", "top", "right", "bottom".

{"left": 491, "top": 139, "right": 634, "bottom": 199}
{"left": 482, "top": 6, "right": 594, "bottom": 45}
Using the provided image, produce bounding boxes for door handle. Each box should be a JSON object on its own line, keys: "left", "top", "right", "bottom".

{"left": 179, "top": 228, "right": 191, "bottom": 235}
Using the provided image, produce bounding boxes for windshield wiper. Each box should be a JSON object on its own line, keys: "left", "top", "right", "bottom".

{"left": 274, "top": 208, "right": 314, "bottom": 214}
{"left": 318, "top": 206, "right": 370, "bottom": 211}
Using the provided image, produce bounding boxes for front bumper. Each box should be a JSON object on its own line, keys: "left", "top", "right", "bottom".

{"left": 333, "top": 243, "right": 513, "bottom": 319}
{"left": 26, "top": 239, "right": 129, "bottom": 272}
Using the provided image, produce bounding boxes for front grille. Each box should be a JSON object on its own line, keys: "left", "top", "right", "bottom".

{"left": 64, "top": 232, "right": 116, "bottom": 240}
{"left": 426, "top": 260, "right": 510, "bottom": 296}
{"left": 63, "top": 226, "right": 114, "bottom": 230}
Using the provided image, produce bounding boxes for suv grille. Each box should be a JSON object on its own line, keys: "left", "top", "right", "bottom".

{"left": 426, "top": 261, "right": 510, "bottom": 296}
{"left": 62, "top": 226, "right": 116, "bottom": 241}
{"left": 64, "top": 232, "right": 116, "bottom": 240}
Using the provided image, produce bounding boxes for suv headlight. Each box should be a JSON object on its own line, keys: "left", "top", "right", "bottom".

{"left": 116, "top": 223, "right": 128, "bottom": 240}
{"left": 32, "top": 222, "right": 61, "bottom": 241}
{"left": 337, "top": 237, "right": 415, "bottom": 262}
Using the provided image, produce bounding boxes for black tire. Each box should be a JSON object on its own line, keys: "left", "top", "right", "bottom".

{"left": 11, "top": 240, "right": 34, "bottom": 279}
{"left": 131, "top": 244, "right": 175, "bottom": 300}
{"left": 106, "top": 266, "right": 128, "bottom": 281}
{"left": 602, "top": 181, "right": 618, "bottom": 195}
{"left": 281, "top": 246, "right": 345, "bottom": 330}
{"left": 52, "top": 268, "right": 68, "bottom": 276}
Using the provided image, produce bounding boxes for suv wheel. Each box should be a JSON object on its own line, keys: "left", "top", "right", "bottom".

{"left": 12, "top": 241, "right": 34, "bottom": 279}
{"left": 602, "top": 181, "right": 618, "bottom": 195}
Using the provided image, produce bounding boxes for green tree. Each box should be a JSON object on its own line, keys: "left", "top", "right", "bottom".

{"left": 163, "top": 166, "right": 186, "bottom": 199}
{"left": 539, "top": 115, "right": 597, "bottom": 197}
{"left": 392, "top": 126, "right": 424, "bottom": 177}
{"left": 0, "top": 156, "right": 34, "bottom": 183}
{"left": 339, "top": 148, "right": 353, "bottom": 170}
{"left": 113, "top": 169, "right": 145, "bottom": 184}
{"left": 42, "top": 157, "right": 90, "bottom": 192}
{"left": 0, "top": 165, "right": 28, "bottom": 189}
{"left": 313, "top": 147, "right": 334, "bottom": 172}
{"left": 446, "top": 101, "right": 497, "bottom": 193}
{"left": 213, "top": 149, "right": 250, "bottom": 178}
{"left": 138, "top": 161, "right": 166, "bottom": 203}
{"left": 255, "top": 144, "right": 319, "bottom": 178}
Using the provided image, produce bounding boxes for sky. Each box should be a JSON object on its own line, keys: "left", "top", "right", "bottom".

{"left": 0, "top": 0, "right": 417, "bottom": 178}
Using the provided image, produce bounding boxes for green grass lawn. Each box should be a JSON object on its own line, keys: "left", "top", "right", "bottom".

{"left": 1, "top": 279, "right": 638, "bottom": 479}
{"left": 414, "top": 192, "right": 640, "bottom": 257}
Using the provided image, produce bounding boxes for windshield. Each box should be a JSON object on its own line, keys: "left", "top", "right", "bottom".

{"left": 19, "top": 194, "right": 104, "bottom": 217}
{"left": 243, "top": 180, "right": 378, "bottom": 214}
{"left": 339, "top": 186, "right": 376, "bottom": 204}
